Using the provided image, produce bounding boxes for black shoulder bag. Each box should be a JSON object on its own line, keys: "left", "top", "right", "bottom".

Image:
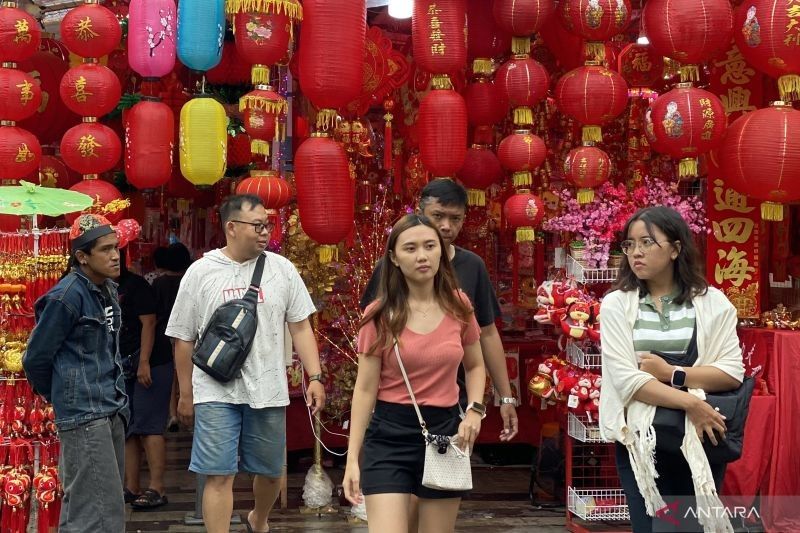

{"left": 191, "top": 253, "right": 265, "bottom": 383}
{"left": 651, "top": 327, "right": 755, "bottom": 463}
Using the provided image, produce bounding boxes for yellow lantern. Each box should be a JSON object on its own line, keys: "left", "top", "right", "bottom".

{"left": 179, "top": 97, "right": 227, "bottom": 187}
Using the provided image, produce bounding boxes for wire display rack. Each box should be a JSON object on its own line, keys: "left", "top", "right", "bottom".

{"left": 567, "top": 412, "right": 606, "bottom": 443}
{"left": 566, "top": 255, "right": 620, "bottom": 284}
{"left": 566, "top": 341, "right": 602, "bottom": 370}
{"left": 568, "top": 487, "right": 630, "bottom": 522}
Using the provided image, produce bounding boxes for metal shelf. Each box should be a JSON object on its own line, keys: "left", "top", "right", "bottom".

{"left": 566, "top": 254, "right": 620, "bottom": 284}
{"left": 568, "top": 487, "right": 630, "bottom": 522}
{"left": 567, "top": 412, "right": 607, "bottom": 443}
{"left": 566, "top": 341, "right": 602, "bottom": 370}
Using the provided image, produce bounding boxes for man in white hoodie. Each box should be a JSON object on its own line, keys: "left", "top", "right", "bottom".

{"left": 166, "top": 194, "right": 325, "bottom": 533}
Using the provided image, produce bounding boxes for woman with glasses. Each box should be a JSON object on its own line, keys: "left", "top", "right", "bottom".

{"left": 599, "top": 206, "right": 744, "bottom": 532}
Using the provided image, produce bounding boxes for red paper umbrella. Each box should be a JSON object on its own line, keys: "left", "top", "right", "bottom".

{"left": 496, "top": 55, "right": 550, "bottom": 127}
{"left": 236, "top": 170, "right": 292, "bottom": 209}
{"left": 0, "top": 125, "right": 41, "bottom": 179}
{"left": 457, "top": 145, "right": 503, "bottom": 206}
{"left": 497, "top": 130, "right": 547, "bottom": 188}
{"left": 0, "top": 67, "right": 42, "bottom": 122}
{"left": 38, "top": 155, "right": 74, "bottom": 188}
{"left": 564, "top": 145, "right": 611, "bottom": 203}
{"left": 0, "top": 6, "right": 41, "bottom": 63}
{"left": 60, "top": 121, "right": 121, "bottom": 175}
{"left": 493, "top": 0, "right": 556, "bottom": 54}
{"left": 643, "top": 0, "right": 732, "bottom": 82}
{"left": 719, "top": 102, "right": 800, "bottom": 221}
{"left": 17, "top": 51, "right": 79, "bottom": 145}
{"left": 67, "top": 178, "right": 126, "bottom": 224}
{"left": 234, "top": 11, "right": 292, "bottom": 85}
{"left": 412, "top": 0, "right": 467, "bottom": 76}
{"left": 559, "top": 0, "right": 631, "bottom": 60}
{"left": 125, "top": 100, "right": 174, "bottom": 189}
{"left": 649, "top": 84, "right": 727, "bottom": 178}
{"left": 59, "top": 63, "right": 121, "bottom": 118}
{"left": 60, "top": 3, "right": 121, "bottom": 59}
{"left": 467, "top": 0, "right": 511, "bottom": 75}
{"left": 463, "top": 78, "right": 508, "bottom": 127}
{"left": 504, "top": 190, "right": 545, "bottom": 242}
{"left": 554, "top": 63, "right": 629, "bottom": 142}
{"left": 418, "top": 88, "right": 468, "bottom": 178}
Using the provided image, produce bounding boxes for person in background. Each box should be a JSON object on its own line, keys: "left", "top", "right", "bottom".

{"left": 600, "top": 206, "right": 744, "bottom": 533}
{"left": 145, "top": 246, "right": 170, "bottom": 285}
{"left": 344, "top": 214, "right": 486, "bottom": 533}
{"left": 23, "top": 214, "right": 128, "bottom": 533}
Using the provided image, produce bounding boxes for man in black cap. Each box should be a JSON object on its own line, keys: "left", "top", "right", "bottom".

{"left": 24, "top": 213, "right": 129, "bottom": 533}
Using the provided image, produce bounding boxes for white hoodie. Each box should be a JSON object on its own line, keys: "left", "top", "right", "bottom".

{"left": 166, "top": 249, "right": 315, "bottom": 408}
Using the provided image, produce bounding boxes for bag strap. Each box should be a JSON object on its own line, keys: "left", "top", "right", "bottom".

{"left": 392, "top": 339, "right": 428, "bottom": 436}
{"left": 243, "top": 253, "right": 266, "bottom": 303}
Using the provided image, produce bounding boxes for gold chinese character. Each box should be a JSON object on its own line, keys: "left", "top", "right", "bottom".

{"left": 72, "top": 76, "right": 92, "bottom": 103}
{"left": 712, "top": 47, "right": 756, "bottom": 85}
{"left": 76, "top": 17, "right": 100, "bottom": 41}
{"left": 721, "top": 86, "right": 757, "bottom": 114}
{"left": 701, "top": 131, "right": 713, "bottom": 141}
{"left": 713, "top": 217, "right": 755, "bottom": 244}
{"left": 15, "top": 143, "right": 34, "bottom": 163}
{"left": 699, "top": 98, "right": 712, "bottom": 108}
{"left": 713, "top": 179, "right": 755, "bottom": 213}
{"left": 14, "top": 19, "right": 31, "bottom": 43}
{"left": 702, "top": 108, "right": 715, "bottom": 119}
{"left": 703, "top": 119, "right": 715, "bottom": 130}
{"left": 78, "top": 135, "right": 102, "bottom": 157}
{"left": 16, "top": 80, "right": 34, "bottom": 105}
{"left": 715, "top": 247, "right": 756, "bottom": 287}
{"left": 784, "top": 33, "right": 800, "bottom": 46}
{"left": 430, "top": 28, "right": 445, "bottom": 41}
{"left": 427, "top": 3, "right": 441, "bottom": 15}
{"left": 631, "top": 52, "right": 652, "bottom": 72}
{"left": 431, "top": 42, "right": 446, "bottom": 55}
{"left": 430, "top": 16, "right": 441, "bottom": 30}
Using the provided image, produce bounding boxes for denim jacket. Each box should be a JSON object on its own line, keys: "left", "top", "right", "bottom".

{"left": 23, "top": 267, "right": 129, "bottom": 431}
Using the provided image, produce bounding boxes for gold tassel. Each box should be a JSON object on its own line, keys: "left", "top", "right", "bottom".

{"left": 316, "top": 108, "right": 338, "bottom": 131}
{"left": 513, "top": 171, "right": 532, "bottom": 188}
{"left": 778, "top": 74, "right": 800, "bottom": 102}
{"left": 239, "top": 93, "right": 288, "bottom": 114}
{"left": 585, "top": 42, "right": 606, "bottom": 62}
{"left": 678, "top": 158, "right": 698, "bottom": 178}
{"left": 577, "top": 188, "right": 595, "bottom": 204}
{"left": 516, "top": 227, "right": 535, "bottom": 242}
{"left": 251, "top": 65, "right": 270, "bottom": 85}
{"left": 225, "top": 0, "right": 303, "bottom": 21}
{"left": 318, "top": 244, "right": 338, "bottom": 264}
{"left": 761, "top": 202, "right": 784, "bottom": 222}
{"left": 274, "top": 116, "right": 280, "bottom": 141}
{"left": 679, "top": 65, "right": 699, "bottom": 83}
{"left": 513, "top": 107, "right": 533, "bottom": 127}
{"left": 512, "top": 36, "right": 531, "bottom": 55}
{"left": 582, "top": 125, "right": 602, "bottom": 143}
{"left": 472, "top": 58, "right": 494, "bottom": 76}
{"left": 431, "top": 75, "right": 453, "bottom": 90}
{"left": 467, "top": 189, "right": 486, "bottom": 206}
{"left": 251, "top": 139, "right": 270, "bottom": 155}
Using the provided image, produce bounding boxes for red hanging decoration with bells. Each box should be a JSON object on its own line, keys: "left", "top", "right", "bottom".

{"left": 504, "top": 189, "right": 545, "bottom": 242}
{"left": 418, "top": 87, "right": 468, "bottom": 179}
{"left": 125, "top": 99, "right": 174, "bottom": 189}
{"left": 496, "top": 55, "right": 550, "bottom": 127}
{"left": 0, "top": 3, "right": 41, "bottom": 63}
{"left": 564, "top": 144, "right": 611, "bottom": 204}
{"left": 60, "top": 1, "right": 121, "bottom": 59}
{"left": 559, "top": 0, "right": 631, "bottom": 61}
{"left": 60, "top": 120, "right": 122, "bottom": 176}
{"left": 0, "top": 67, "right": 41, "bottom": 123}
{"left": 467, "top": 0, "right": 510, "bottom": 75}
{"left": 493, "top": 0, "right": 556, "bottom": 54}
{"left": 59, "top": 62, "right": 122, "bottom": 118}
{"left": 412, "top": 0, "right": 467, "bottom": 76}
{"left": 497, "top": 130, "right": 547, "bottom": 188}
{"left": 239, "top": 85, "right": 287, "bottom": 156}
{"left": 0, "top": 125, "right": 40, "bottom": 179}
{"left": 457, "top": 145, "right": 503, "bottom": 206}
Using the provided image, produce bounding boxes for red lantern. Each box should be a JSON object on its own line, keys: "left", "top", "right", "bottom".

{"left": 467, "top": 0, "right": 511, "bottom": 75}
{"left": 504, "top": 190, "right": 545, "bottom": 242}
{"left": 559, "top": 0, "right": 631, "bottom": 60}
{"left": 418, "top": 88, "right": 468, "bottom": 178}
{"left": 206, "top": 42, "right": 253, "bottom": 86}
{"left": 496, "top": 55, "right": 550, "bottom": 127}
{"left": 60, "top": 121, "right": 121, "bottom": 175}
{"left": 0, "top": 125, "right": 40, "bottom": 179}
{"left": 412, "top": 0, "right": 467, "bottom": 76}
{"left": 124, "top": 100, "right": 173, "bottom": 189}
{"left": 298, "top": 0, "right": 365, "bottom": 129}
{"left": 618, "top": 44, "right": 664, "bottom": 89}
{"left": 67, "top": 178, "right": 126, "bottom": 224}
{"left": 236, "top": 170, "right": 292, "bottom": 209}
{"left": 0, "top": 67, "right": 42, "bottom": 122}
{"left": 234, "top": 11, "right": 292, "bottom": 85}
{"left": 60, "top": 3, "right": 121, "bottom": 59}
{"left": 720, "top": 102, "right": 800, "bottom": 221}
{"left": 649, "top": 84, "right": 727, "bottom": 178}
{"left": 493, "top": 0, "right": 556, "bottom": 54}
{"left": 497, "top": 130, "right": 547, "bottom": 187}
{"left": 734, "top": 1, "right": 800, "bottom": 101}
{"left": 457, "top": 145, "right": 503, "bottom": 206}
{"left": 463, "top": 78, "right": 508, "bottom": 127}
{"left": 294, "top": 133, "right": 354, "bottom": 262}
{"left": 17, "top": 51, "right": 78, "bottom": 145}
{"left": 0, "top": 5, "right": 41, "bottom": 63}
{"left": 240, "top": 86, "right": 286, "bottom": 156}
{"left": 643, "top": 0, "right": 732, "bottom": 82}
{"left": 564, "top": 145, "right": 611, "bottom": 203}
{"left": 59, "top": 63, "right": 121, "bottom": 118}
{"left": 555, "top": 63, "right": 629, "bottom": 142}
{"left": 38, "top": 155, "right": 74, "bottom": 188}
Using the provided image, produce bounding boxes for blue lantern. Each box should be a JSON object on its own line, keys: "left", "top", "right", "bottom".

{"left": 177, "top": 0, "right": 225, "bottom": 72}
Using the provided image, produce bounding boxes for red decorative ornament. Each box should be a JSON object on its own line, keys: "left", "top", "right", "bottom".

{"left": 418, "top": 88, "right": 468, "bottom": 178}
{"left": 59, "top": 63, "right": 121, "bottom": 118}
{"left": 497, "top": 130, "right": 547, "bottom": 188}
{"left": 463, "top": 78, "right": 508, "bottom": 127}
{"left": 60, "top": 2, "right": 121, "bottom": 59}
{"left": 67, "top": 178, "right": 126, "bottom": 224}
{"left": 617, "top": 43, "right": 664, "bottom": 89}
{"left": 234, "top": 11, "right": 292, "bottom": 85}
{"left": 236, "top": 170, "right": 292, "bottom": 209}
{"left": 294, "top": 133, "right": 354, "bottom": 263}
{"left": 412, "top": 0, "right": 467, "bottom": 76}
{"left": 0, "top": 5, "right": 41, "bottom": 63}
{"left": 504, "top": 189, "right": 545, "bottom": 242}
{"left": 496, "top": 55, "right": 550, "bottom": 127}
{"left": 467, "top": 0, "right": 511, "bottom": 75}
{"left": 564, "top": 145, "right": 611, "bottom": 204}
{"left": 493, "top": 0, "right": 556, "bottom": 54}
{"left": 17, "top": 50, "right": 78, "bottom": 145}
{"left": 239, "top": 86, "right": 287, "bottom": 156}
{"left": 719, "top": 102, "right": 800, "bottom": 222}
{"left": 60, "top": 121, "right": 121, "bottom": 175}
{"left": 554, "top": 63, "right": 629, "bottom": 142}
{"left": 227, "top": 131, "right": 252, "bottom": 168}
{"left": 125, "top": 100, "right": 174, "bottom": 189}
{"left": 559, "top": 0, "right": 631, "bottom": 60}
{"left": 0, "top": 67, "right": 41, "bottom": 122}
{"left": 643, "top": 0, "right": 732, "bottom": 83}
{"left": 0, "top": 125, "right": 40, "bottom": 179}
{"left": 457, "top": 145, "right": 503, "bottom": 206}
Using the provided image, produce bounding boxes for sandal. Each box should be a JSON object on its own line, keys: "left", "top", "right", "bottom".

{"left": 244, "top": 511, "right": 269, "bottom": 533}
{"left": 124, "top": 488, "right": 140, "bottom": 504}
{"left": 130, "top": 488, "right": 168, "bottom": 510}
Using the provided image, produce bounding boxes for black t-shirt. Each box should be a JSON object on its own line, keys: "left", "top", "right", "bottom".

{"left": 117, "top": 273, "right": 157, "bottom": 361}
{"left": 150, "top": 273, "right": 183, "bottom": 367}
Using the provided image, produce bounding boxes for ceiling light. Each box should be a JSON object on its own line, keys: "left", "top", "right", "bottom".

{"left": 388, "top": 0, "right": 412, "bottom": 19}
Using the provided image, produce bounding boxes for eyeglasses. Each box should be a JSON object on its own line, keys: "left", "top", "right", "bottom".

{"left": 230, "top": 220, "right": 275, "bottom": 234}
{"left": 620, "top": 237, "right": 670, "bottom": 256}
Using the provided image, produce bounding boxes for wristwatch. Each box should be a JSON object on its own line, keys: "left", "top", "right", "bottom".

{"left": 671, "top": 366, "right": 687, "bottom": 388}
{"left": 308, "top": 373, "right": 324, "bottom": 384}
{"left": 466, "top": 401, "right": 487, "bottom": 419}
{"left": 499, "top": 397, "right": 518, "bottom": 406}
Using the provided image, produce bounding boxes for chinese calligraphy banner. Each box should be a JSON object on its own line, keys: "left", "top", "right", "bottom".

{"left": 709, "top": 43, "right": 764, "bottom": 123}
{"left": 707, "top": 178, "right": 761, "bottom": 318}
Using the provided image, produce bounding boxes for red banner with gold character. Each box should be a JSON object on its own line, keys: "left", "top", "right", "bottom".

{"left": 709, "top": 43, "right": 764, "bottom": 123}
{"left": 707, "top": 178, "right": 761, "bottom": 318}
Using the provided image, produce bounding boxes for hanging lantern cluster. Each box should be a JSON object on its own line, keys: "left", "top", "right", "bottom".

{"left": 564, "top": 144, "right": 611, "bottom": 204}
{"left": 559, "top": 0, "right": 632, "bottom": 61}
{"left": 457, "top": 145, "right": 503, "bottom": 206}
{"left": 0, "top": 1, "right": 42, "bottom": 184}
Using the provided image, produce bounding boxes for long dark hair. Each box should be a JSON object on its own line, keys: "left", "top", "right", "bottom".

{"left": 361, "top": 214, "right": 472, "bottom": 357}
{"left": 60, "top": 241, "right": 95, "bottom": 280}
{"left": 612, "top": 206, "right": 708, "bottom": 304}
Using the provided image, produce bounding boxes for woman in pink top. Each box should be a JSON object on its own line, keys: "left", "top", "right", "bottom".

{"left": 343, "top": 214, "right": 486, "bottom": 533}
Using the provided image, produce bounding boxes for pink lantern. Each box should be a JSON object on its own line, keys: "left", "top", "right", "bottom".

{"left": 127, "top": 0, "right": 177, "bottom": 79}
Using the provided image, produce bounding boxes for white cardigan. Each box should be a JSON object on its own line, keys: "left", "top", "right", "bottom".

{"left": 599, "top": 287, "right": 744, "bottom": 533}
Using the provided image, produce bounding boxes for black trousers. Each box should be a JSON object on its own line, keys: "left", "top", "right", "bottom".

{"left": 616, "top": 443, "right": 727, "bottom": 533}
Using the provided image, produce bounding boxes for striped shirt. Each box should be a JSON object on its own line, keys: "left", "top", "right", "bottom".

{"left": 632, "top": 290, "right": 696, "bottom": 356}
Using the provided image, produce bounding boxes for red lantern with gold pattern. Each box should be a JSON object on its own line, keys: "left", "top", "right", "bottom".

{"left": 240, "top": 86, "right": 287, "bottom": 156}
{"left": 564, "top": 145, "right": 611, "bottom": 204}
{"left": 720, "top": 102, "right": 800, "bottom": 222}
{"left": 457, "top": 145, "right": 503, "bottom": 206}
{"left": 504, "top": 189, "right": 545, "bottom": 242}
{"left": 412, "top": 0, "right": 467, "bottom": 76}
{"left": 463, "top": 78, "right": 508, "bottom": 127}
{"left": 560, "top": 0, "right": 631, "bottom": 60}
{"left": 60, "top": 2, "right": 121, "bottom": 59}
{"left": 497, "top": 130, "right": 547, "bottom": 188}
{"left": 0, "top": 125, "right": 40, "bottom": 179}
{"left": 467, "top": 0, "right": 511, "bottom": 75}
{"left": 618, "top": 43, "right": 664, "bottom": 89}
{"left": 294, "top": 133, "right": 354, "bottom": 263}
{"left": 38, "top": 154, "right": 74, "bottom": 188}
{"left": 18, "top": 51, "right": 78, "bottom": 145}
{"left": 493, "top": 0, "right": 556, "bottom": 54}
{"left": 0, "top": 5, "right": 41, "bottom": 63}
{"left": 418, "top": 88, "right": 468, "bottom": 178}
{"left": 0, "top": 67, "right": 41, "bottom": 122}
{"left": 496, "top": 55, "right": 550, "bottom": 127}
{"left": 649, "top": 84, "right": 727, "bottom": 179}
{"left": 555, "top": 63, "right": 629, "bottom": 142}
{"left": 68, "top": 178, "right": 125, "bottom": 224}
{"left": 59, "top": 63, "right": 121, "bottom": 118}
{"left": 234, "top": 11, "right": 293, "bottom": 85}
{"left": 60, "top": 121, "right": 121, "bottom": 175}
{"left": 125, "top": 100, "right": 174, "bottom": 189}
{"left": 236, "top": 170, "right": 292, "bottom": 209}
